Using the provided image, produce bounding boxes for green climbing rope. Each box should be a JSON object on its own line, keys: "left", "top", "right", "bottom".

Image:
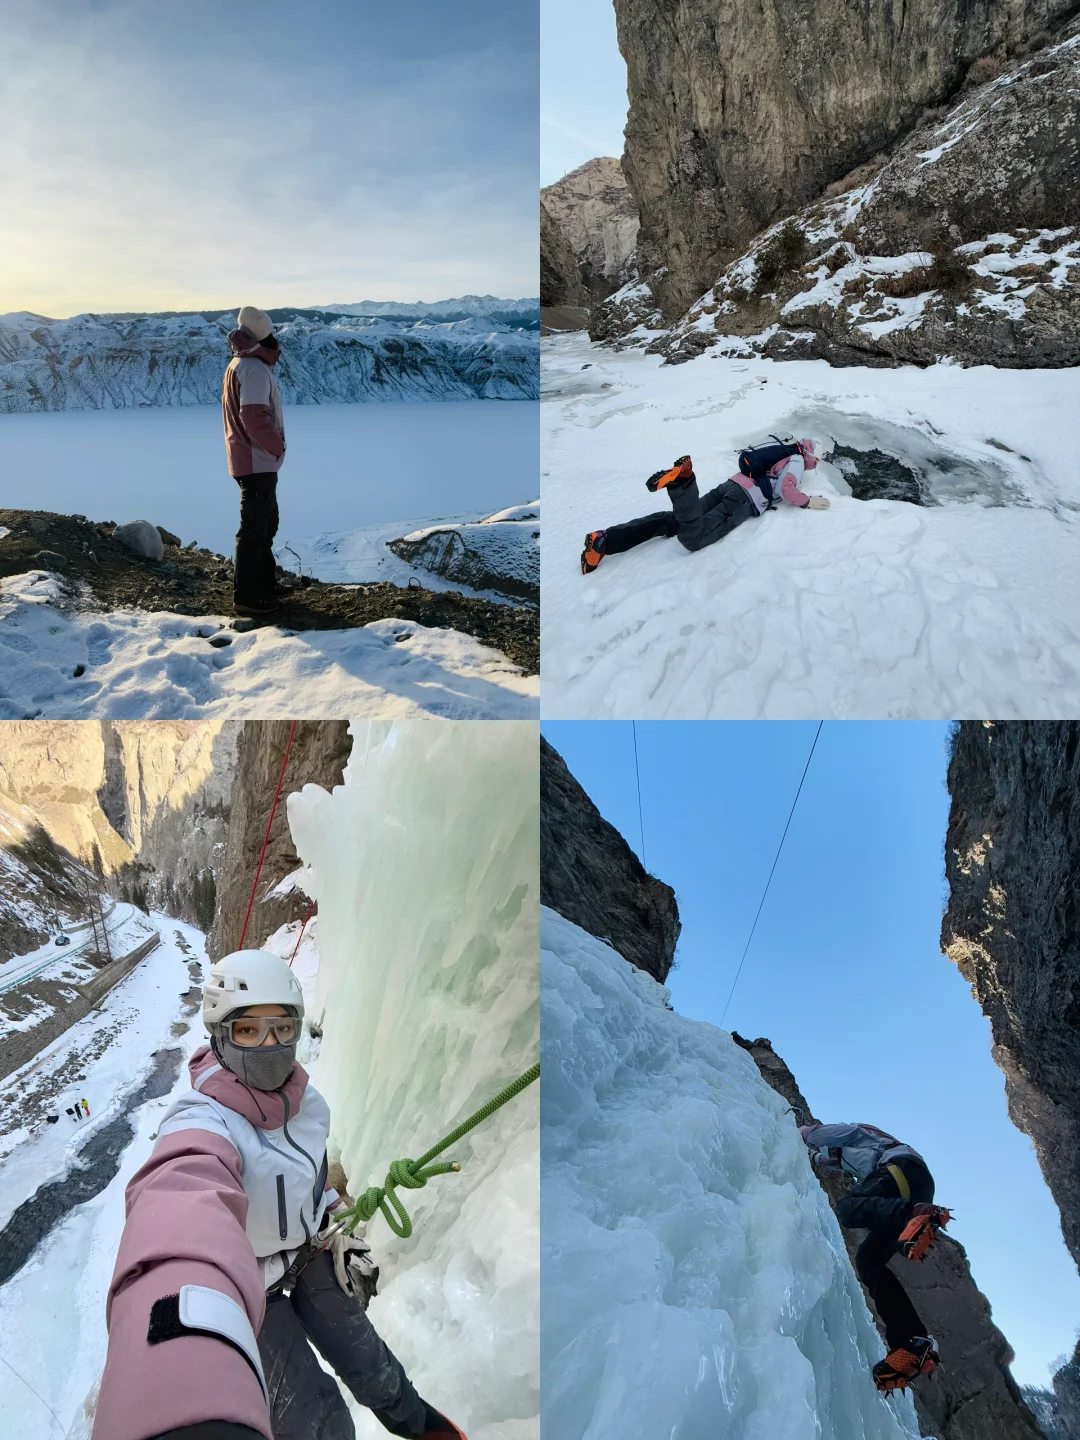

{"left": 339, "top": 1062, "right": 540, "bottom": 1239}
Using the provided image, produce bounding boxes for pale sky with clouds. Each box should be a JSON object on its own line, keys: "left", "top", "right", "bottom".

{"left": 0, "top": 0, "right": 537, "bottom": 316}
{"left": 540, "top": 0, "right": 628, "bottom": 186}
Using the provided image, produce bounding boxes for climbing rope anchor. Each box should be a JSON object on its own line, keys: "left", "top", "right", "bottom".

{"left": 329, "top": 1062, "right": 540, "bottom": 1241}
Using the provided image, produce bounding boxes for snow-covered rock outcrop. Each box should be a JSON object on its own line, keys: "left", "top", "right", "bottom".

{"left": 0, "top": 307, "right": 539, "bottom": 412}
{"left": 541, "top": 905, "right": 924, "bottom": 1440}
{"left": 388, "top": 503, "right": 540, "bottom": 605}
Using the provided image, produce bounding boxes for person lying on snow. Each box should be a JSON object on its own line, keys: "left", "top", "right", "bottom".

{"left": 93, "top": 948, "right": 467, "bottom": 1440}
{"left": 581, "top": 437, "right": 830, "bottom": 574}
{"left": 800, "top": 1121, "right": 951, "bottom": 1394}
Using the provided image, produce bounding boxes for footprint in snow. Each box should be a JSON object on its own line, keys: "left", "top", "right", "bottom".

{"left": 85, "top": 623, "right": 113, "bottom": 668}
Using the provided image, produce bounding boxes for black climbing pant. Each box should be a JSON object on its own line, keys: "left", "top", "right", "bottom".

{"left": 667, "top": 477, "right": 756, "bottom": 552}
{"left": 257, "top": 1251, "right": 427, "bottom": 1439}
{"left": 602, "top": 478, "right": 756, "bottom": 557}
{"left": 233, "top": 472, "right": 280, "bottom": 602}
{"left": 836, "top": 1159, "right": 936, "bottom": 1351}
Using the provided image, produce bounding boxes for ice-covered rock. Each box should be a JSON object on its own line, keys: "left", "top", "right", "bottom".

{"left": 541, "top": 903, "right": 925, "bottom": 1440}
{"left": 286, "top": 721, "right": 539, "bottom": 1440}
{"left": 388, "top": 503, "right": 540, "bottom": 605}
{"left": 111, "top": 520, "right": 164, "bottom": 561}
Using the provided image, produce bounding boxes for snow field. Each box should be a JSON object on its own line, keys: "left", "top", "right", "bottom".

{"left": 541, "top": 334, "right": 1080, "bottom": 718}
{"left": 0, "top": 918, "right": 209, "bottom": 1437}
{"left": 0, "top": 574, "right": 538, "bottom": 719}
{"left": 286, "top": 720, "right": 540, "bottom": 1440}
{"left": 540, "top": 907, "right": 927, "bottom": 1440}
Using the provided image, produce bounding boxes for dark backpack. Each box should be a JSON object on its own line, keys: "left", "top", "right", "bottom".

{"left": 738, "top": 436, "right": 802, "bottom": 508}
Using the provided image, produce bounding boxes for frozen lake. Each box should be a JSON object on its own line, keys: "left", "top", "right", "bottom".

{"left": 0, "top": 400, "right": 538, "bottom": 560}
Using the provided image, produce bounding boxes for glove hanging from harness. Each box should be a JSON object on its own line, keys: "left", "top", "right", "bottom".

{"left": 898, "top": 1204, "right": 952, "bottom": 1262}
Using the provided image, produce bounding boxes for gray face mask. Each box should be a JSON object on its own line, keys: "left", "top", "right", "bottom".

{"left": 216, "top": 1035, "right": 297, "bottom": 1092}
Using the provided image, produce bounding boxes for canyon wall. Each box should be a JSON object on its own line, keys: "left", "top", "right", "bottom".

{"left": 943, "top": 721, "right": 1080, "bottom": 1431}
{"left": 540, "top": 736, "right": 680, "bottom": 980}
{"left": 613, "top": 0, "right": 1080, "bottom": 320}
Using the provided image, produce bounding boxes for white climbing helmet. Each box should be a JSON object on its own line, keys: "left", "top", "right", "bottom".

{"left": 203, "top": 949, "right": 305, "bottom": 1028}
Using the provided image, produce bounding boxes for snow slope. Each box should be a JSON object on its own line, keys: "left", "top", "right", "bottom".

{"left": 0, "top": 918, "right": 208, "bottom": 1437}
{"left": 541, "top": 905, "right": 926, "bottom": 1440}
{"left": 0, "top": 574, "right": 538, "bottom": 720}
{"left": 541, "top": 332, "right": 1080, "bottom": 718}
{"left": 0, "top": 309, "right": 539, "bottom": 412}
{"left": 287, "top": 721, "right": 540, "bottom": 1440}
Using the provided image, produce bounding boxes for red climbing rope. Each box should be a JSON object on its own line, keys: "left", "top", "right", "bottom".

{"left": 238, "top": 721, "right": 298, "bottom": 951}
{"left": 289, "top": 899, "right": 317, "bottom": 966}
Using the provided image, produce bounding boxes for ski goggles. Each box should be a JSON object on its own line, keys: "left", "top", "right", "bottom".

{"left": 222, "top": 1015, "right": 299, "bottom": 1047}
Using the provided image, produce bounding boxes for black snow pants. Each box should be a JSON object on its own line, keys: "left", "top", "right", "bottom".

{"left": 836, "top": 1158, "right": 935, "bottom": 1351}
{"left": 603, "top": 478, "right": 756, "bottom": 557}
{"left": 233, "top": 472, "right": 280, "bottom": 603}
{"left": 257, "top": 1251, "right": 427, "bottom": 1439}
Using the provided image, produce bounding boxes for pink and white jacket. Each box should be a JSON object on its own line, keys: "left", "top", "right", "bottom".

{"left": 93, "top": 1049, "right": 338, "bottom": 1440}
{"left": 732, "top": 452, "right": 813, "bottom": 515}
{"left": 222, "top": 328, "right": 286, "bottom": 478}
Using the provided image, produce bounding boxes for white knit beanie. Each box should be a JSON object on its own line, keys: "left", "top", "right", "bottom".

{"left": 237, "top": 305, "right": 274, "bottom": 341}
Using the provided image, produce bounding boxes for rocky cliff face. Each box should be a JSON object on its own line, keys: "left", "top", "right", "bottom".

{"left": 540, "top": 736, "right": 680, "bottom": 981}
{"left": 0, "top": 721, "right": 239, "bottom": 934}
{"left": 208, "top": 721, "right": 351, "bottom": 959}
{"left": 541, "top": 160, "right": 639, "bottom": 307}
{"left": 614, "top": 0, "right": 1080, "bottom": 324}
{"left": 656, "top": 20, "right": 1080, "bottom": 369}
{"left": 943, "top": 721, "right": 1080, "bottom": 1430}
{"left": 733, "top": 1034, "right": 1046, "bottom": 1440}
{"left": 541, "top": 199, "right": 588, "bottom": 311}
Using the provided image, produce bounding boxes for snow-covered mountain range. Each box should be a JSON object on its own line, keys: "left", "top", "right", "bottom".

{"left": 0, "top": 303, "right": 540, "bottom": 412}
{"left": 319, "top": 294, "right": 539, "bottom": 325}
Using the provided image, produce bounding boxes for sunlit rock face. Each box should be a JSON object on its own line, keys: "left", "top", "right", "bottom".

{"left": 614, "top": 0, "right": 1078, "bottom": 324}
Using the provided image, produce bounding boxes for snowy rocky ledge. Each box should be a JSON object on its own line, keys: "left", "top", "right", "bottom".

{"left": 0, "top": 509, "right": 539, "bottom": 719}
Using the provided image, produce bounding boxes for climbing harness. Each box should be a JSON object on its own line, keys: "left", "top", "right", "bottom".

{"left": 898, "top": 1206, "right": 952, "bottom": 1262}
{"left": 238, "top": 720, "right": 298, "bottom": 950}
{"left": 886, "top": 1164, "right": 911, "bottom": 1202}
{"left": 327, "top": 1063, "right": 540, "bottom": 1242}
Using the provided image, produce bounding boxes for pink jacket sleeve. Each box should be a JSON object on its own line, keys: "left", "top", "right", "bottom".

{"left": 779, "top": 465, "right": 811, "bottom": 507}
{"left": 92, "top": 1130, "right": 273, "bottom": 1440}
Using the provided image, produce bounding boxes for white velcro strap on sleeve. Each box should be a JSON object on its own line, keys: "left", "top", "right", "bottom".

{"left": 178, "top": 1284, "right": 268, "bottom": 1405}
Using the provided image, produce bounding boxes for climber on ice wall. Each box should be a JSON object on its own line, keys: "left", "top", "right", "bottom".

{"left": 580, "top": 439, "right": 830, "bottom": 573}
{"left": 92, "top": 949, "right": 467, "bottom": 1440}
{"left": 800, "top": 1121, "right": 952, "bottom": 1394}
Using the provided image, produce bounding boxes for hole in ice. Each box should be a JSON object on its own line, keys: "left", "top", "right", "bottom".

{"left": 207, "top": 634, "right": 232, "bottom": 649}
{"left": 777, "top": 410, "right": 1031, "bottom": 508}
{"left": 830, "top": 444, "right": 932, "bottom": 505}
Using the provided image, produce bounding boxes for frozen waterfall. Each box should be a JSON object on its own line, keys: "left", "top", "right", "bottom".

{"left": 540, "top": 905, "right": 927, "bottom": 1440}
{"left": 286, "top": 720, "right": 540, "bottom": 1440}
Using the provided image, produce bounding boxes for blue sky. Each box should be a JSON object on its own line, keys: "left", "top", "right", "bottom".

{"left": 0, "top": 0, "right": 537, "bottom": 315}
{"left": 541, "top": 0, "right": 627, "bottom": 185}
{"left": 542, "top": 720, "right": 1080, "bottom": 1389}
